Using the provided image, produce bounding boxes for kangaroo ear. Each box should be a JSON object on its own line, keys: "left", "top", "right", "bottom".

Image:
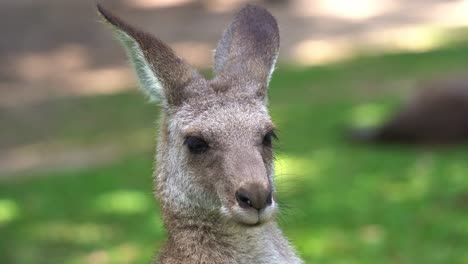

{"left": 98, "top": 4, "right": 199, "bottom": 106}
{"left": 214, "top": 5, "right": 279, "bottom": 100}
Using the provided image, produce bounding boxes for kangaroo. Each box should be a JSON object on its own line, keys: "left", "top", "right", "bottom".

{"left": 351, "top": 78, "right": 468, "bottom": 144}
{"left": 98, "top": 4, "right": 302, "bottom": 264}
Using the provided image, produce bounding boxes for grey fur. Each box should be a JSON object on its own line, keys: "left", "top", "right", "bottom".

{"left": 98, "top": 4, "right": 301, "bottom": 263}
{"left": 213, "top": 5, "right": 279, "bottom": 101}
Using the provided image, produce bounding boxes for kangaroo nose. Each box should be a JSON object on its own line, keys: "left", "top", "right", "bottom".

{"left": 236, "top": 184, "right": 272, "bottom": 210}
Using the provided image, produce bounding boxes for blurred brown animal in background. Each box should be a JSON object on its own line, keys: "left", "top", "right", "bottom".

{"left": 98, "top": 3, "right": 302, "bottom": 264}
{"left": 352, "top": 78, "right": 468, "bottom": 144}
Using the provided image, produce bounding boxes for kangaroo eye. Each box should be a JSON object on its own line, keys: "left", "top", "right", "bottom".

{"left": 184, "top": 136, "right": 209, "bottom": 154}
{"left": 262, "top": 130, "right": 278, "bottom": 147}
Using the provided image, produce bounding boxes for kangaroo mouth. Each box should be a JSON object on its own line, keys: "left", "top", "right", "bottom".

{"left": 225, "top": 201, "right": 277, "bottom": 227}
{"left": 240, "top": 221, "right": 263, "bottom": 227}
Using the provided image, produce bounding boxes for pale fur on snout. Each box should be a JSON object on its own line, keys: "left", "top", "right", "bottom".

{"left": 98, "top": 3, "right": 302, "bottom": 263}
{"left": 226, "top": 199, "right": 277, "bottom": 226}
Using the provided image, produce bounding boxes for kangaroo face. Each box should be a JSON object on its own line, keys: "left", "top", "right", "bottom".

{"left": 166, "top": 94, "right": 276, "bottom": 225}
{"left": 99, "top": 4, "right": 280, "bottom": 226}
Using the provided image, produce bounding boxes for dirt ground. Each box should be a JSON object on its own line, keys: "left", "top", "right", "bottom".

{"left": 2, "top": 0, "right": 468, "bottom": 106}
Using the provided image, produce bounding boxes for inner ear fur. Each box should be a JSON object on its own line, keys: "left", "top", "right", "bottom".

{"left": 98, "top": 4, "right": 201, "bottom": 106}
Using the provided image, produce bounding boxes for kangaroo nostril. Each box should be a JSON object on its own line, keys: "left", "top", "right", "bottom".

{"left": 236, "top": 190, "right": 253, "bottom": 209}
{"left": 236, "top": 187, "right": 273, "bottom": 210}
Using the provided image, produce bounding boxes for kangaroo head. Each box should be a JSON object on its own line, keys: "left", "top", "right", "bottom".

{"left": 98, "top": 4, "right": 280, "bottom": 226}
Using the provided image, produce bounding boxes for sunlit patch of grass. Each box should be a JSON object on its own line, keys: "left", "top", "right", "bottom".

{"left": 94, "top": 190, "right": 152, "bottom": 215}
{"left": 275, "top": 154, "right": 319, "bottom": 180}
{"left": 29, "top": 221, "right": 114, "bottom": 245}
{"left": 405, "top": 155, "right": 434, "bottom": 199}
{"left": 68, "top": 242, "right": 144, "bottom": 264}
{"left": 0, "top": 199, "right": 19, "bottom": 225}
{"left": 299, "top": 229, "right": 351, "bottom": 258}
{"left": 357, "top": 224, "right": 386, "bottom": 246}
{"left": 108, "top": 242, "right": 141, "bottom": 264}
{"left": 349, "top": 103, "right": 391, "bottom": 128}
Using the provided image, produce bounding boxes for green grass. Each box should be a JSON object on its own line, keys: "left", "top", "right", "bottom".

{"left": 2, "top": 40, "right": 468, "bottom": 263}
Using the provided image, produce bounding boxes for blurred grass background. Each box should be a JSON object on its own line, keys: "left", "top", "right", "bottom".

{"left": 2, "top": 37, "right": 468, "bottom": 263}
{"left": 3, "top": 0, "right": 468, "bottom": 263}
